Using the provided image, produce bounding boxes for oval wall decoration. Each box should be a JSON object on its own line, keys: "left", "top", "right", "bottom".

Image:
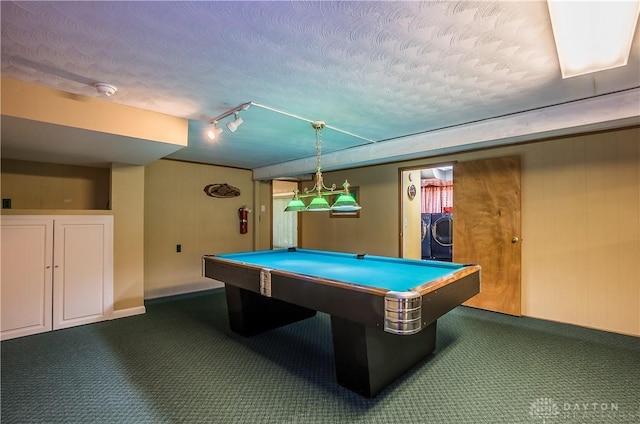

{"left": 407, "top": 184, "right": 417, "bottom": 200}
{"left": 204, "top": 183, "right": 241, "bottom": 198}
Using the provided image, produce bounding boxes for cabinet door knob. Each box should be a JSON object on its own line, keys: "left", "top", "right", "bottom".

{"left": 511, "top": 237, "right": 520, "bottom": 243}
{"left": 46, "top": 266, "right": 51, "bottom": 269}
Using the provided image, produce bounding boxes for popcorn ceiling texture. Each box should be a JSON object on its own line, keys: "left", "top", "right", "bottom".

{"left": 2, "top": 1, "right": 639, "bottom": 169}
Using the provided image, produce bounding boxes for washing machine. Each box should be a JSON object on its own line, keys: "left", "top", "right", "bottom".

{"left": 430, "top": 213, "right": 453, "bottom": 261}
{"left": 420, "top": 213, "right": 431, "bottom": 260}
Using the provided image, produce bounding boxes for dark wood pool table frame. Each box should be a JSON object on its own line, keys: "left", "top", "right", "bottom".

{"left": 203, "top": 250, "right": 480, "bottom": 397}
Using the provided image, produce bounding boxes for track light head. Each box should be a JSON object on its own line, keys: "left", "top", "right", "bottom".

{"left": 226, "top": 113, "right": 243, "bottom": 132}
{"left": 206, "top": 123, "right": 223, "bottom": 140}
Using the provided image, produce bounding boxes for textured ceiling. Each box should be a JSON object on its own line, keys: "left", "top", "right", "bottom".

{"left": 1, "top": 1, "right": 639, "bottom": 175}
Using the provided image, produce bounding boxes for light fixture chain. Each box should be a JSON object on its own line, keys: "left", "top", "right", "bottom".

{"left": 311, "top": 120, "right": 325, "bottom": 174}
{"left": 316, "top": 124, "right": 322, "bottom": 173}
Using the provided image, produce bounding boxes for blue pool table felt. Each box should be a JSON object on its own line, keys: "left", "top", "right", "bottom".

{"left": 216, "top": 249, "right": 464, "bottom": 292}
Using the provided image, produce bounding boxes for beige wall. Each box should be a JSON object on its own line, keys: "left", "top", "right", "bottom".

{"left": 110, "top": 164, "right": 145, "bottom": 310}
{"left": 143, "top": 159, "right": 255, "bottom": 298}
{"left": 1, "top": 159, "right": 110, "bottom": 210}
{"left": 522, "top": 130, "right": 639, "bottom": 336}
{"left": 255, "top": 180, "right": 273, "bottom": 251}
{"left": 300, "top": 127, "right": 640, "bottom": 336}
{"left": 273, "top": 180, "right": 298, "bottom": 195}
{"left": 300, "top": 165, "right": 399, "bottom": 255}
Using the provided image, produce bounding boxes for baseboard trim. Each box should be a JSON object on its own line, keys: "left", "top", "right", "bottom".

{"left": 111, "top": 306, "right": 146, "bottom": 320}
{"left": 145, "top": 280, "right": 224, "bottom": 300}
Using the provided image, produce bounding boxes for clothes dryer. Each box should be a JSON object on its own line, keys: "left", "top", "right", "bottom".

{"left": 430, "top": 213, "right": 453, "bottom": 261}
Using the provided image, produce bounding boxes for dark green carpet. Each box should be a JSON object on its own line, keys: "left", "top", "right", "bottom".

{"left": 2, "top": 289, "right": 639, "bottom": 423}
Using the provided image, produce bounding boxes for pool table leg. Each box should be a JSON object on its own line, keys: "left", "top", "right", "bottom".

{"left": 331, "top": 316, "right": 437, "bottom": 398}
{"left": 225, "top": 285, "right": 316, "bottom": 336}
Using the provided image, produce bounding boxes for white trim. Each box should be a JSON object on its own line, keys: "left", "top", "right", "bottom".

{"left": 111, "top": 306, "right": 146, "bottom": 319}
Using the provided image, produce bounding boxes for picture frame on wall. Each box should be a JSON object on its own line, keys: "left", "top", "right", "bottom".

{"left": 330, "top": 186, "right": 360, "bottom": 218}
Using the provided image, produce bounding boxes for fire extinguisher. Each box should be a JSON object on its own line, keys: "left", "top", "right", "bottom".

{"left": 238, "top": 206, "right": 251, "bottom": 234}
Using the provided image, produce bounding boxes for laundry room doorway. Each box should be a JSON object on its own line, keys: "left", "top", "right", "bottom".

{"left": 400, "top": 165, "right": 454, "bottom": 262}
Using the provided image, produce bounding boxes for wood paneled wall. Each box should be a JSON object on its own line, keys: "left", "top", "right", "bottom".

{"left": 302, "top": 127, "right": 640, "bottom": 336}
{"left": 522, "top": 129, "right": 639, "bottom": 335}
{"left": 143, "top": 159, "right": 254, "bottom": 299}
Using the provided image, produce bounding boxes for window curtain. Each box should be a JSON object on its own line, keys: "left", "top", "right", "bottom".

{"left": 421, "top": 179, "right": 453, "bottom": 213}
{"left": 273, "top": 197, "right": 298, "bottom": 248}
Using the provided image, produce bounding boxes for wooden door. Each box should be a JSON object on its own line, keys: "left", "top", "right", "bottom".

{"left": 1, "top": 217, "right": 53, "bottom": 340}
{"left": 453, "top": 156, "right": 522, "bottom": 315}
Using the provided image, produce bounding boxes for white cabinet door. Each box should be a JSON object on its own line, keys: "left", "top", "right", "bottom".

{"left": 1, "top": 218, "right": 53, "bottom": 340}
{"left": 1, "top": 215, "right": 113, "bottom": 340}
{"left": 53, "top": 217, "right": 113, "bottom": 330}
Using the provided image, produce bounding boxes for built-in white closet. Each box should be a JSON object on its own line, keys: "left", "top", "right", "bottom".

{"left": 1, "top": 215, "right": 113, "bottom": 340}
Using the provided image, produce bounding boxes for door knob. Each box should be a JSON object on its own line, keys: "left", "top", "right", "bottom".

{"left": 511, "top": 237, "right": 520, "bottom": 243}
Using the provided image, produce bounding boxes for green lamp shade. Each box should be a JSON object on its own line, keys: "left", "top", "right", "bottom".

{"left": 284, "top": 198, "right": 306, "bottom": 212}
{"left": 306, "top": 196, "right": 331, "bottom": 211}
{"left": 331, "top": 193, "right": 361, "bottom": 211}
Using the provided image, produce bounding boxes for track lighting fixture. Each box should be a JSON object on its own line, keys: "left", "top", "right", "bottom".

{"left": 226, "top": 113, "right": 243, "bottom": 132}
{"left": 205, "top": 102, "right": 251, "bottom": 140}
{"left": 205, "top": 101, "right": 375, "bottom": 142}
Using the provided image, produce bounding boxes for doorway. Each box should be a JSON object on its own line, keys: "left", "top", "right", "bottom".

{"left": 272, "top": 181, "right": 298, "bottom": 249}
{"left": 401, "top": 166, "right": 453, "bottom": 260}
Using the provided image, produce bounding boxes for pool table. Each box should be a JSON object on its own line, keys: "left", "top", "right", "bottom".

{"left": 203, "top": 248, "right": 480, "bottom": 397}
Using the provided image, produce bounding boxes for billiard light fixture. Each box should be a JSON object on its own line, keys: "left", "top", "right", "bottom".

{"left": 547, "top": 0, "right": 640, "bottom": 78}
{"left": 206, "top": 102, "right": 252, "bottom": 140}
{"left": 284, "top": 121, "right": 361, "bottom": 212}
